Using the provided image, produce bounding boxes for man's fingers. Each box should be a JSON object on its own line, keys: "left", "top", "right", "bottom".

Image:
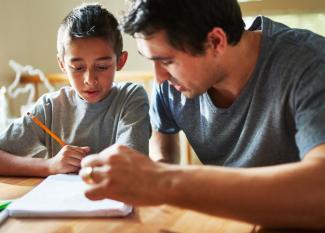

{"left": 81, "top": 154, "right": 106, "bottom": 168}
{"left": 84, "top": 183, "right": 111, "bottom": 201}
{"left": 79, "top": 165, "right": 109, "bottom": 184}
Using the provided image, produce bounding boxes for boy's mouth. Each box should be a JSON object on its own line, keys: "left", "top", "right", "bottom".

{"left": 84, "top": 90, "right": 100, "bottom": 97}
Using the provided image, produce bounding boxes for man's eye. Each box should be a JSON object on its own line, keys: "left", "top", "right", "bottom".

{"left": 161, "top": 60, "right": 173, "bottom": 66}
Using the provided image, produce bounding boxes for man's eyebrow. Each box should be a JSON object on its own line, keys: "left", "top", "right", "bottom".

{"left": 137, "top": 50, "right": 172, "bottom": 61}
{"left": 70, "top": 57, "right": 83, "bottom": 62}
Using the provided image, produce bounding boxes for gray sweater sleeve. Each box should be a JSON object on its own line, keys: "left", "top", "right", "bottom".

{"left": 0, "top": 97, "right": 49, "bottom": 158}
{"left": 115, "top": 84, "right": 150, "bottom": 155}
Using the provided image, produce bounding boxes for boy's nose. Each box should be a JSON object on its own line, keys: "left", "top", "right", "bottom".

{"left": 154, "top": 62, "right": 169, "bottom": 84}
{"left": 84, "top": 71, "right": 98, "bottom": 86}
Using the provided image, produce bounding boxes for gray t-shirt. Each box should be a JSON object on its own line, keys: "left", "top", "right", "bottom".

{"left": 0, "top": 82, "right": 150, "bottom": 158}
{"left": 150, "top": 16, "right": 325, "bottom": 167}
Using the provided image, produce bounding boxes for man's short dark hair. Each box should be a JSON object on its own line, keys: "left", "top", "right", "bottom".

{"left": 57, "top": 3, "right": 123, "bottom": 59}
{"left": 121, "top": 0, "right": 245, "bottom": 55}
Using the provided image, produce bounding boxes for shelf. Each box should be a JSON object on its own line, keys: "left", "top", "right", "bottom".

{"left": 240, "top": 0, "right": 325, "bottom": 16}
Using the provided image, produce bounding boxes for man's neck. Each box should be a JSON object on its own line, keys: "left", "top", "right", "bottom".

{"left": 209, "top": 30, "right": 262, "bottom": 108}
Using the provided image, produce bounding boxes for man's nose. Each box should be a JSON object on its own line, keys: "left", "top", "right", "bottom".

{"left": 153, "top": 62, "right": 170, "bottom": 84}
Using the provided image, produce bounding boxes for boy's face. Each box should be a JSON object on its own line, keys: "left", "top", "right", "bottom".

{"left": 58, "top": 37, "right": 127, "bottom": 103}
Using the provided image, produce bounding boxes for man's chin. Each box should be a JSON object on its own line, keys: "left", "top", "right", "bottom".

{"left": 181, "top": 91, "right": 197, "bottom": 99}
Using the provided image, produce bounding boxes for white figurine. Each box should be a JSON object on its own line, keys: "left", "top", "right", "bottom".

{"left": 7, "top": 60, "right": 55, "bottom": 116}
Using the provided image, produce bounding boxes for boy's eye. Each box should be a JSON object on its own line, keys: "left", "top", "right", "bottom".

{"left": 69, "top": 66, "right": 84, "bottom": 72}
{"left": 96, "top": 66, "right": 108, "bottom": 70}
{"left": 95, "top": 64, "right": 112, "bottom": 71}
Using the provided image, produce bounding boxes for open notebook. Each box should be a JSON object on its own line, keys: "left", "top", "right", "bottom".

{"left": 7, "top": 174, "right": 132, "bottom": 217}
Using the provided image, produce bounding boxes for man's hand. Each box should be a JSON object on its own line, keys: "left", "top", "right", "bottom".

{"left": 47, "top": 145, "right": 90, "bottom": 174}
{"left": 79, "top": 144, "right": 168, "bottom": 205}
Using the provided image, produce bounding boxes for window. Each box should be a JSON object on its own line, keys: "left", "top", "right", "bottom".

{"left": 239, "top": 0, "right": 325, "bottom": 36}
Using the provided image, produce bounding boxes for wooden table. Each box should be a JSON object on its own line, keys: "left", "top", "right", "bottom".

{"left": 0, "top": 177, "right": 320, "bottom": 233}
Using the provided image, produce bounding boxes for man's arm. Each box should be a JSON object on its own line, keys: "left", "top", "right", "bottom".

{"left": 149, "top": 130, "right": 180, "bottom": 163}
{"left": 164, "top": 144, "right": 325, "bottom": 229}
{"left": 81, "top": 143, "right": 325, "bottom": 229}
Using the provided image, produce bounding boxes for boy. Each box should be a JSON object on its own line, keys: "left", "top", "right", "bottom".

{"left": 0, "top": 3, "right": 150, "bottom": 176}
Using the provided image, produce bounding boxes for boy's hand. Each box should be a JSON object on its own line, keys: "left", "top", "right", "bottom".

{"left": 47, "top": 145, "right": 90, "bottom": 175}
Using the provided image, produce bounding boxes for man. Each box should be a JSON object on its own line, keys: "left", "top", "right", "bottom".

{"left": 80, "top": 0, "right": 325, "bottom": 228}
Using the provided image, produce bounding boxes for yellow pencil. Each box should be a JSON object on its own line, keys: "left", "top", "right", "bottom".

{"left": 27, "top": 112, "right": 66, "bottom": 147}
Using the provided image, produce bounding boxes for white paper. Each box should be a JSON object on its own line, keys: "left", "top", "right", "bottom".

{"left": 7, "top": 174, "right": 132, "bottom": 217}
{"left": 0, "top": 209, "right": 9, "bottom": 225}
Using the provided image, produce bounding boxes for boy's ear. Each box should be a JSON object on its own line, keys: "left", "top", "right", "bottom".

{"left": 116, "top": 51, "right": 128, "bottom": 71}
{"left": 57, "top": 54, "right": 66, "bottom": 73}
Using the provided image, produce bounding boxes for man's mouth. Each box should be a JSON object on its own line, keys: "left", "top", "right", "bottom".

{"left": 172, "top": 84, "right": 185, "bottom": 92}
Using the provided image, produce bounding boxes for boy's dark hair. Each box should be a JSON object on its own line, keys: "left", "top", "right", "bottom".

{"left": 57, "top": 3, "right": 123, "bottom": 59}
{"left": 121, "top": 0, "right": 245, "bottom": 55}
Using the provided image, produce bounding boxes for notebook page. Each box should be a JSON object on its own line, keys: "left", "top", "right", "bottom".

{"left": 7, "top": 174, "right": 132, "bottom": 217}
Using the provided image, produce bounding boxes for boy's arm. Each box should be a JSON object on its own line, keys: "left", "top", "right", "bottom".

{"left": 0, "top": 149, "right": 50, "bottom": 177}
{"left": 149, "top": 130, "right": 180, "bottom": 163}
{"left": 0, "top": 146, "right": 90, "bottom": 177}
{"left": 81, "top": 143, "right": 325, "bottom": 229}
{"left": 115, "top": 84, "right": 151, "bottom": 155}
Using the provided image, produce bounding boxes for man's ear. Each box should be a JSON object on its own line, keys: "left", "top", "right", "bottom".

{"left": 116, "top": 51, "right": 128, "bottom": 71}
{"left": 57, "top": 54, "right": 66, "bottom": 73}
{"left": 206, "top": 27, "right": 228, "bottom": 56}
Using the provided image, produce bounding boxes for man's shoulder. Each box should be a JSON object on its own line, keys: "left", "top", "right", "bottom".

{"left": 261, "top": 16, "right": 325, "bottom": 55}
{"left": 253, "top": 16, "right": 325, "bottom": 83}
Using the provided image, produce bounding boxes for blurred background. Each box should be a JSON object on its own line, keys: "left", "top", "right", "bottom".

{"left": 0, "top": 0, "right": 324, "bottom": 163}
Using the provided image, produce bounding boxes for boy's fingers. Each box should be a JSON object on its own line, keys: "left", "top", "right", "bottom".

{"left": 81, "top": 146, "right": 91, "bottom": 153}
{"left": 62, "top": 151, "right": 86, "bottom": 160}
{"left": 65, "top": 157, "right": 82, "bottom": 167}
{"left": 66, "top": 145, "right": 89, "bottom": 155}
{"left": 64, "top": 164, "right": 79, "bottom": 173}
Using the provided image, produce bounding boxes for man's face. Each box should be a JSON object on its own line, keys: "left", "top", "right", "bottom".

{"left": 135, "top": 30, "right": 225, "bottom": 98}
{"left": 58, "top": 37, "right": 124, "bottom": 103}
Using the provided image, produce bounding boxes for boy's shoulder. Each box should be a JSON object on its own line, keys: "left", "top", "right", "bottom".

{"left": 113, "top": 82, "right": 147, "bottom": 96}
{"left": 37, "top": 86, "right": 75, "bottom": 104}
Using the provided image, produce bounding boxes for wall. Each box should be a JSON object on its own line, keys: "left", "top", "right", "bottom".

{"left": 1, "top": 0, "right": 324, "bottom": 88}
{"left": 0, "top": 0, "right": 151, "bottom": 88}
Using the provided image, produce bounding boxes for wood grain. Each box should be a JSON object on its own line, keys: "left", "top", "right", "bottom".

{"left": 0, "top": 177, "right": 254, "bottom": 233}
